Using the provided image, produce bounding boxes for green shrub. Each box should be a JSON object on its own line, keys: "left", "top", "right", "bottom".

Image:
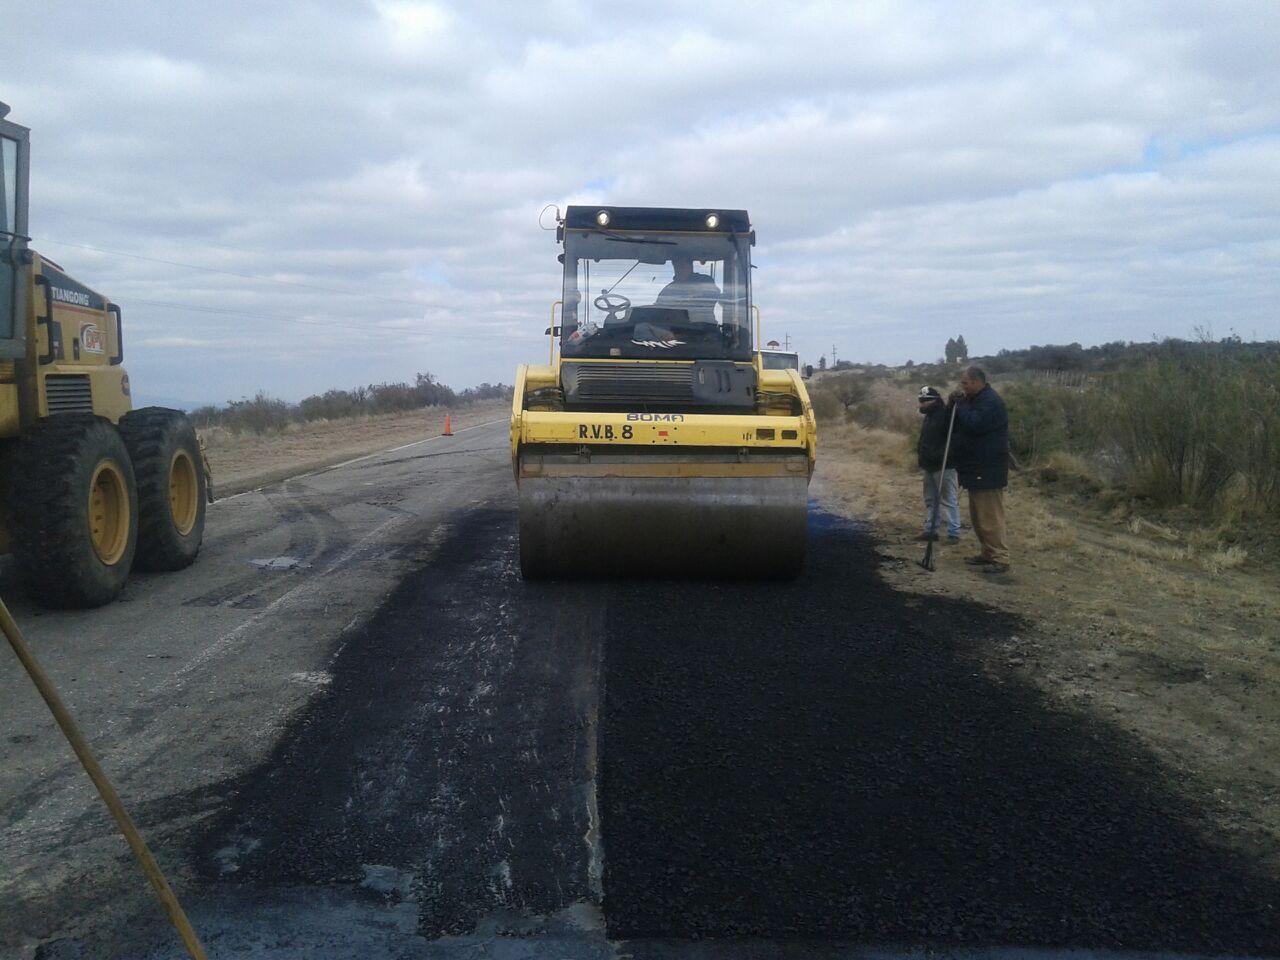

{"left": 299, "top": 389, "right": 364, "bottom": 422}
{"left": 223, "top": 392, "right": 292, "bottom": 435}
{"left": 830, "top": 373, "right": 871, "bottom": 409}
{"left": 808, "top": 372, "right": 871, "bottom": 422}
{"left": 849, "top": 399, "right": 917, "bottom": 434}
{"left": 1002, "top": 382, "right": 1101, "bottom": 464}
{"left": 1004, "top": 384, "right": 1069, "bottom": 463}
{"left": 1100, "top": 348, "right": 1279, "bottom": 514}
{"left": 1239, "top": 357, "right": 1280, "bottom": 513}
{"left": 810, "top": 390, "right": 841, "bottom": 421}
{"left": 188, "top": 374, "right": 508, "bottom": 434}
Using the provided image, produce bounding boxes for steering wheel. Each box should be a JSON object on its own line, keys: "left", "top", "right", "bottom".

{"left": 593, "top": 292, "right": 632, "bottom": 324}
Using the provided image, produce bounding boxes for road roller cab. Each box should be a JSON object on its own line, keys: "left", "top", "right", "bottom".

{"left": 512, "top": 205, "right": 816, "bottom": 578}
{"left": 0, "top": 103, "right": 208, "bottom": 608}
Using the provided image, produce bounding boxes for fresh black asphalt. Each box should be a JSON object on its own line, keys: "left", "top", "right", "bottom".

{"left": 601, "top": 510, "right": 1280, "bottom": 950}
{"left": 47, "top": 505, "right": 1279, "bottom": 955}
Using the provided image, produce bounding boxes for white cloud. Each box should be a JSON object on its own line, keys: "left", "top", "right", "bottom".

{"left": 2, "top": 0, "right": 1277, "bottom": 401}
{"left": 374, "top": 0, "right": 455, "bottom": 54}
{"left": 134, "top": 336, "right": 218, "bottom": 348}
{"left": 85, "top": 52, "right": 209, "bottom": 99}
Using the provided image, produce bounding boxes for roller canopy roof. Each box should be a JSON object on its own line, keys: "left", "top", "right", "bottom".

{"left": 564, "top": 206, "right": 751, "bottom": 233}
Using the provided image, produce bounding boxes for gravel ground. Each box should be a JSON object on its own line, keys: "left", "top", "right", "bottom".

{"left": 601, "top": 510, "right": 1280, "bottom": 952}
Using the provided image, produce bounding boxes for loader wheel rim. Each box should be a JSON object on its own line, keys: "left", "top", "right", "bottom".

{"left": 88, "top": 461, "right": 130, "bottom": 565}
{"left": 168, "top": 449, "right": 199, "bottom": 536}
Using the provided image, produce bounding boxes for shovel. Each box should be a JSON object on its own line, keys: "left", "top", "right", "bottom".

{"left": 919, "top": 400, "right": 959, "bottom": 572}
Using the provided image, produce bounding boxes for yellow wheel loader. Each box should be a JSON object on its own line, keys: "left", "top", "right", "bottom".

{"left": 511, "top": 206, "right": 816, "bottom": 578}
{"left": 0, "top": 103, "right": 207, "bottom": 608}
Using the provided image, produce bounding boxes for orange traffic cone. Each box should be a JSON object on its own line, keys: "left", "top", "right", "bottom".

{"left": 443, "top": 414, "right": 453, "bottom": 436}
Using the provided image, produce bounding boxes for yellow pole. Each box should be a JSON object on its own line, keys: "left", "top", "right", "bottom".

{"left": 549, "top": 299, "right": 562, "bottom": 365}
{"left": 0, "top": 598, "right": 208, "bottom": 960}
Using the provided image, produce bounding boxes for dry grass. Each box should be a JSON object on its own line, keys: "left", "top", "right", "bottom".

{"left": 853, "top": 378, "right": 925, "bottom": 434}
{"left": 1125, "top": 516, "right": 1182, "bottom": 541}
{"left": 811, "top": 421, "right": 916, "bottom": 527}
{"left": 1109, "top": 514, "right": 1254, "bottom": 573}
{"left": 1017, "top": 491, "right": 1078, "bottom": 550}
{"left": 1201, "top": 544, "right": 1249, "bottom": 575}
{"left": 815, "top": 419, "right": 1083, "bottom": 556}
{"left": 1040, "top": 450, "right": 1094, "bottom": 481}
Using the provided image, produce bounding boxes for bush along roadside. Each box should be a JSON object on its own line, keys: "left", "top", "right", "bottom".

{"left": 1005, "top": 349, "right": 1279, "bottom": 520}
{"left": 809, "top": 342, "right": 1279, "bottom": 525}
{"left": 189, "top": 377, "right": 513, "bottom": 436}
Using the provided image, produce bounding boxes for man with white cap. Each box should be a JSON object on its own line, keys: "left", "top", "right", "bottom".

{"left": 916, "top": 386, "right": 961, "bottom": 544}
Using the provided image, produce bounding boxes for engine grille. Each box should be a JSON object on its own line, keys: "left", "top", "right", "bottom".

{"left": 45, "top": 374, "right": 94, "bottom": 415}
{"left": 569, "top": 363, "right": 694, "bottom": 404}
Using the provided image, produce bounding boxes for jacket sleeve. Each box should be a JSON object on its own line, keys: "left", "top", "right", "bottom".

{"left": 954, "top": 391, "right": 1007, "bottom": 436}
{"left": 918, "top": 410, "right": 944, "bottom": 465}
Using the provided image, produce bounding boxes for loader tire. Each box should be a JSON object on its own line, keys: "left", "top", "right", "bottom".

{"left": 119, "top": 407, "right": 206, "bottom": 572}
{"left": 5, "top": 416, "right": 138, "bottom": 608}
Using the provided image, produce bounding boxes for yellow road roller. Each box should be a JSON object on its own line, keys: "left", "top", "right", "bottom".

{"left": 511, "top": 206, "right": 816, "bottom": 578}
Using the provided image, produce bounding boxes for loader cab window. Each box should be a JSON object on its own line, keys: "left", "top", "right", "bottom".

{"left": 1, "top": 135, "right": 18, "bottom": 342}
{"left": 560, "top": 230, "right": 752, "bottom": 361}
{"left": 0, "top": 136, "right": 16, "bottom": 237}
{"left": 761, "top": 350, "right": 800, "bottom": 371}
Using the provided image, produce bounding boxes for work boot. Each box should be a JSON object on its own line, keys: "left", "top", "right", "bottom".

{"left": 964, "top": 555, "right": 992, "bottom": 565}
{"left": 915, "top": 532, "right": 939, "bottom": 542}
{"left": 946, "top": 535, "right": 960, "bottom": 545}
{"left": 982, "top": 562, "right": 1011, "bottom": 575}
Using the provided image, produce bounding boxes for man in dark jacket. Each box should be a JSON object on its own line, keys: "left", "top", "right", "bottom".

{"left": 949, "top": 366, "right": 1010, "bottom": 573}
{"left": 916, "top": 386, "right": 960, "bottom": 543}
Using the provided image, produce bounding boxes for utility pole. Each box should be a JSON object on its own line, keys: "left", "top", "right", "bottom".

{"left": 831, "top": 344, "right": 838, "bottom": 367}
{"left": 784, "top": 333, "right": 792, "bottom": 351}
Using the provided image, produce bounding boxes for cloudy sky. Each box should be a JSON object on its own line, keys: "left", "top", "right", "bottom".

{"left": 3, "top": 1, "right": 1278, "bottom": 405}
